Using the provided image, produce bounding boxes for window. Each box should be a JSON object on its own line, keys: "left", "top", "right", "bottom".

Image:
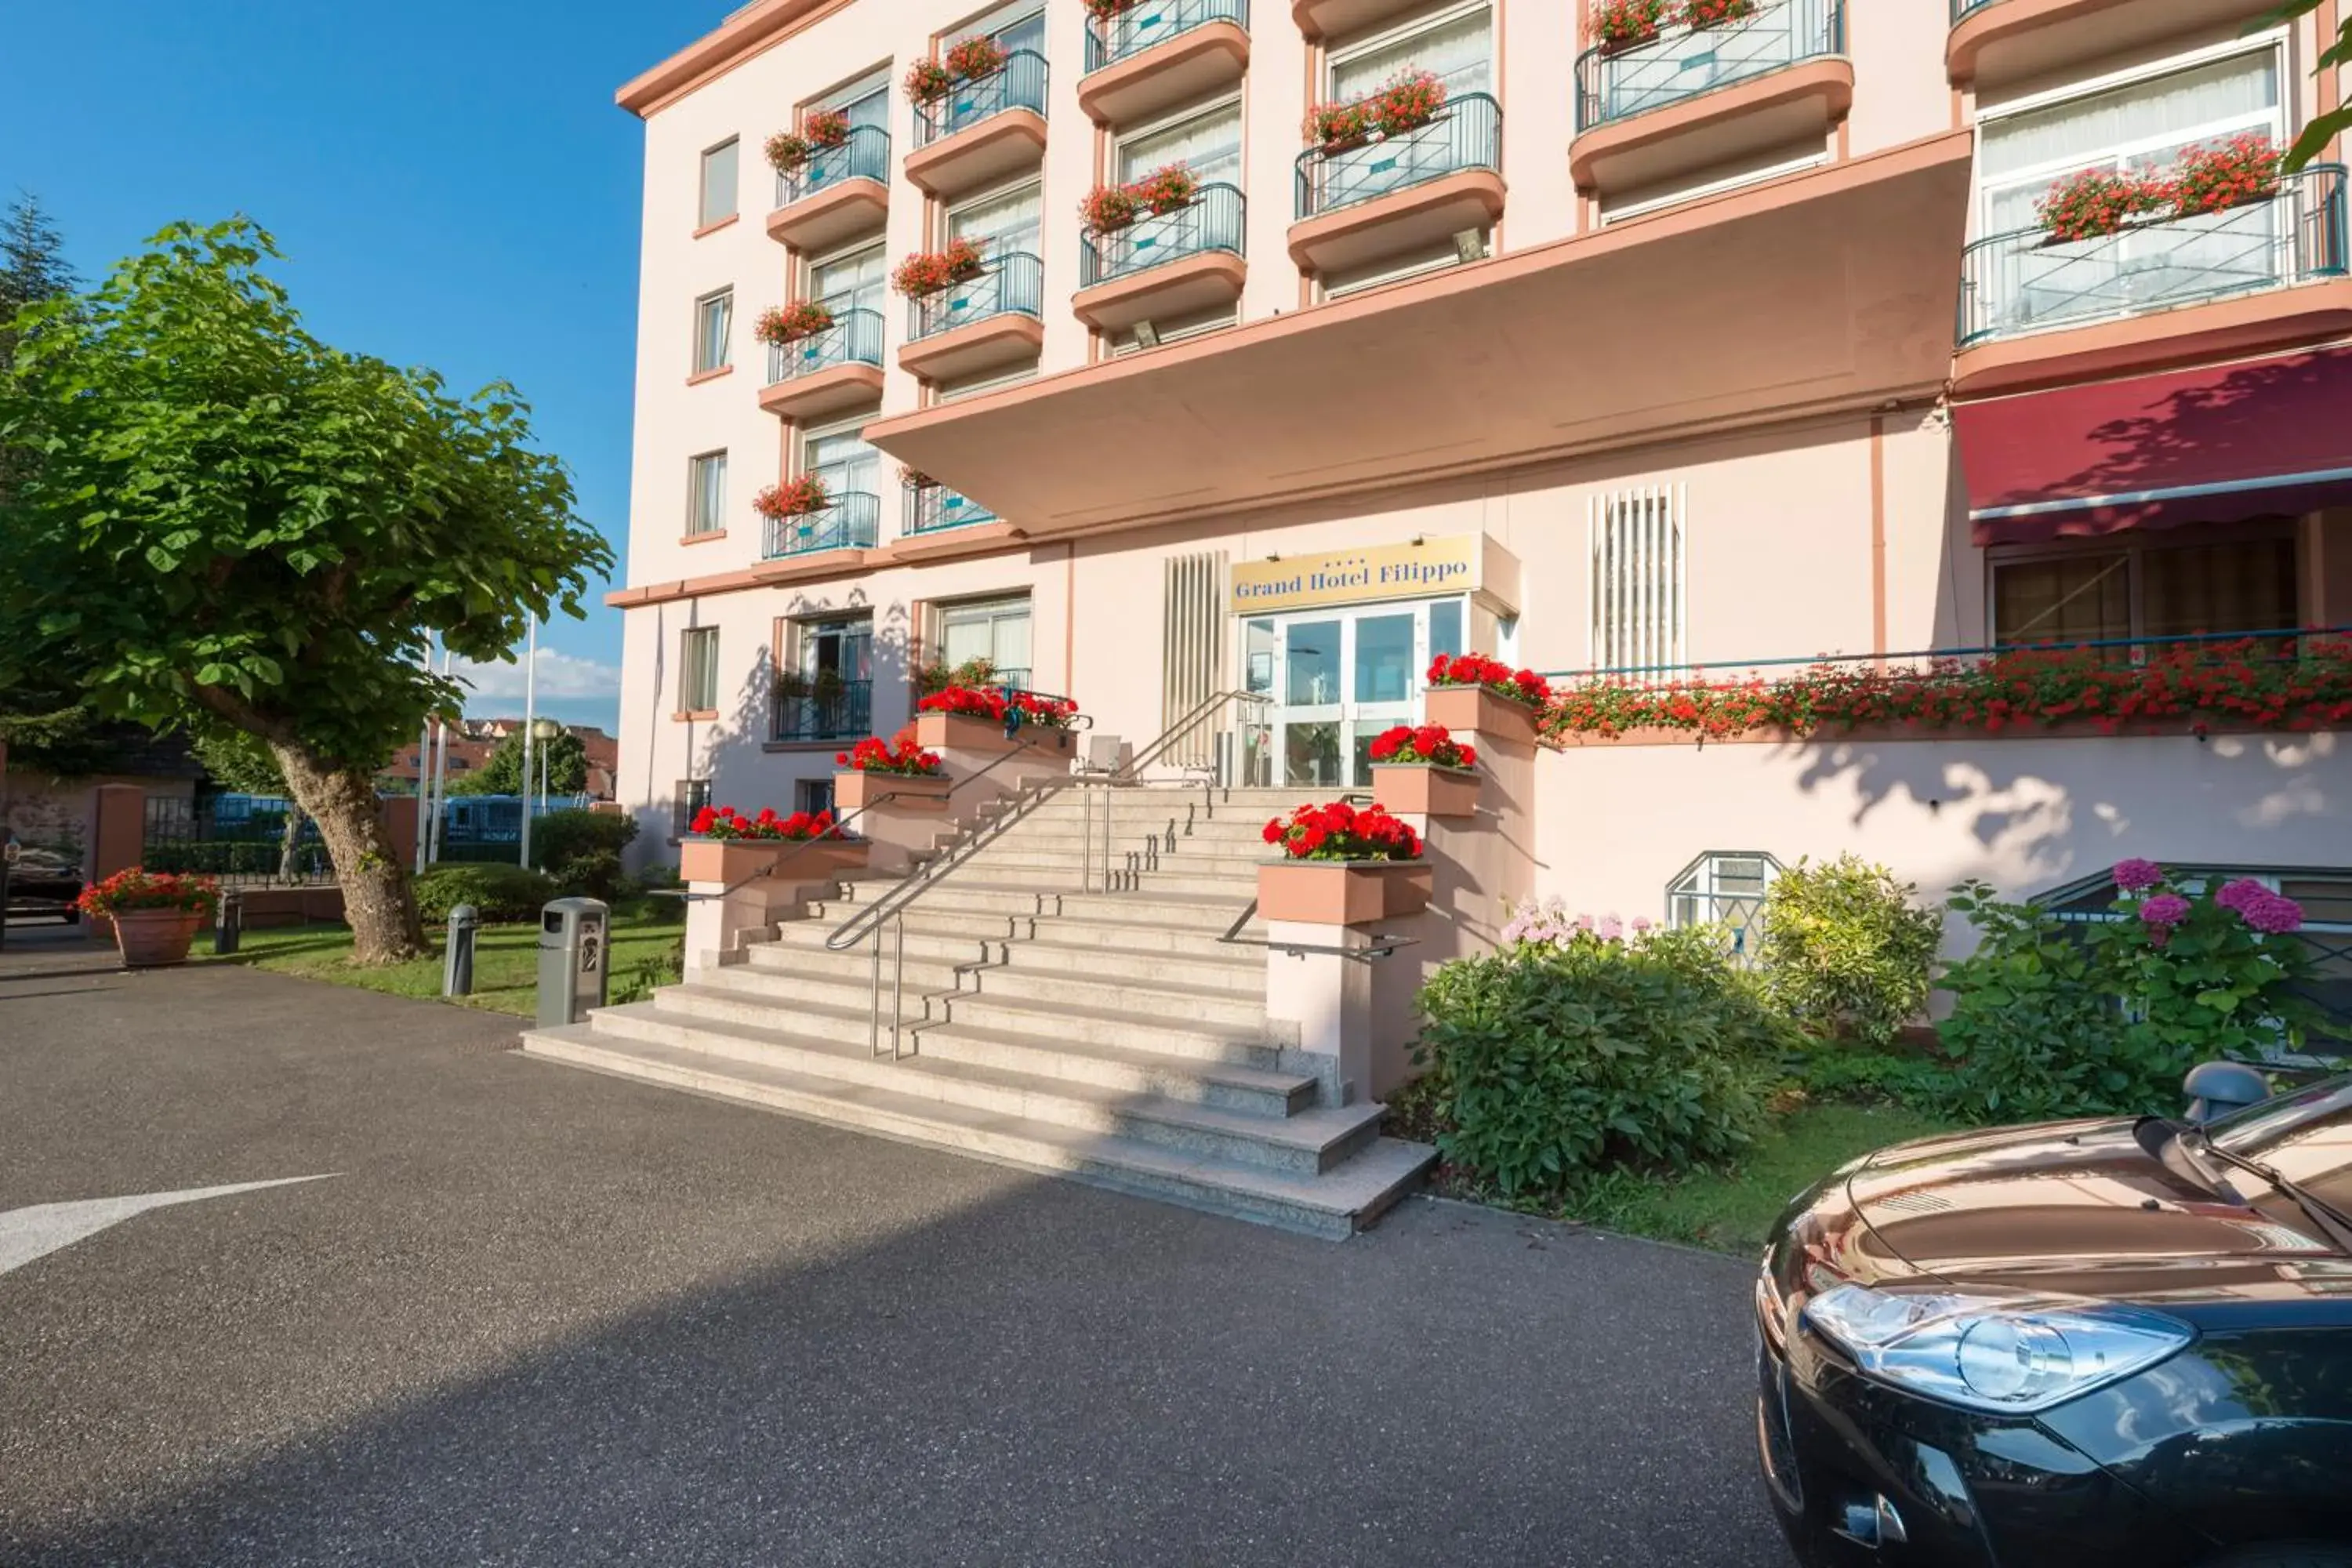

{"left": 795, "top": 779, "right": 838, "bottom": 817}
{"left": 687, "top": 452, "right": 728, "bottom": 536}
{"left": 961, "top": 0, "right": 1045, "bottom": 55}
{"left": 1589, "top": 485, "right": 1687, "bottom": 673}
{"left": 938, "top": 594, "right": 1033, "bottom": 688}
{"left": 808, "top": 242, "right": 887, "bottom": 316}
{"left": 948, "top": 180, "right": 1043, "bottom": 260}
{"left": 1116, "top": 100, "right": 1242, "bottom": 189}
{"left": 803, "top": 423, "right": 880, "bottom": 504}
{"left": 1328, "top": 1, "right": 1490, "bottom": 98}
{"left": 673, "top": 778, "right": 712, "bottom": 838}
{"left": 1109, "top": 301, "right": 1240, "bottom": 354}
{"left": 679, "top": 627, "right": 720, "bottom": 713}
{"left": 1667, "top": 851, "right": 1781, "bottom": 964}
{"left": 1990, "top": 529, "right": 2298, "bottom": 648}
{"left": 692, "top": 289, "right": 732, "bottom": 374}
{"left": 777, "top": 615, "right": 874, "bottom": 742}
{"left": 699, "top": 139, "right": 740, "bottom": 228}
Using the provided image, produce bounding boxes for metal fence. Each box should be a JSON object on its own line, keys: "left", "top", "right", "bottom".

{"left": 913, "top": 49, "right": 1049, "bottom": 146}
{"left": 1295, "top": 93, "right": 1501, "bottom": 220}
{"left": 764, "top": 492, "right": 882, "bottom": 559}
{"left": 433, "top": 794, "right": 597, "bottom": 864}
{"left": 1576, "top": 0, "right": 1845, "bottom": 132}
{"left": 775, "top": 124, "right": 890, "bottom": 207}
{"left": 142, "top": 797, "right": 333, "bottom": 885}
{"left": 1085, "top": 0, "right": 1247, "bottom": 71}
{"left": 908, "top": 252, "right": 1045, "bottom": 341}
{"left": 1082, "top": 183, "right": 1245, "bottom": 288}
{"left": 906, "top": 479, "right": 1000, "bottom": 533}
{"left": 766, "top": 306, "right": 885, "bottom": 384}
{"left": 772, "top": 678, "right": 875, "bottom": 743}
{"left": 1959, "top": 165, "right": 2350, "bottom": 346}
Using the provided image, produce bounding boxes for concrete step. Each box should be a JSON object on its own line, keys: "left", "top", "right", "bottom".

{"left": 967, "top": 964, "right": 1268, "bottom": 1031}
{"left": 522, "top": 1024, "right": 1433, "bottom": 1238}
{"left": 722, "top": 949, "right": 972, "bottom": 1005}
{"left": 909, "top": 1018, "right": 1314, "bottom": 1116}
{"left": 756, "top": 922, "right": 1004, "bottom": 967}
{"left": 965, "top": 846, "right": 1272, "bottom": 877}
{"left": 659, "top": 979, "right": 927, "bottom": 1036}
{"left": 935, "top": 989, "right": 1294, "bottom": 1058}
{"left": 1020, "top": 917, "right": 1264, "bottom": 961}
{"left": 574, "top": 1003, "right": 1376, "bottom": 1177}
{"left": 997, "top": 938, "right": 1262, "bottom": 994}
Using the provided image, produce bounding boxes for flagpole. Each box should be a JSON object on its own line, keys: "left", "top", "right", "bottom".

{"left": 415, "top": 639, "right": 434, "bottom": 875}
{"left": 520, "top": 615, "right": 538, "bottom": 869}
{"left": 427, "top": 645, "right": 451, "bottom": 868}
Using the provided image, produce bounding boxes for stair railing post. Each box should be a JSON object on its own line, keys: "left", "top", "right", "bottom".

{"left": 868, "top": 922, "right": 884, "bottom": 1058}
{"left": 889, "top": 913, "right": 908, "bottom": 1059}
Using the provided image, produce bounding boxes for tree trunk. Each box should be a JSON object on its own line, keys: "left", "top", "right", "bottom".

{"left": 278, "top": 802, "right": 305, "bottom": 883}
{"left": 269, "top": 739, "right": 425, "bottom": 964}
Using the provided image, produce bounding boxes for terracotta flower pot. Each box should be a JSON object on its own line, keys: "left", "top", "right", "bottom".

{"left": 915, "top": 711, "right": 1078, "bottom": 757}
{"left": 1424, "top": 684, "right": 1541, "bottom": 748}
{"left": 1599, "top": 30, "right": 1658, "bottom": 56}
{"left": 835, "top": 769, "right": 953, "bottom": 813}
{"left": 1258, "top": 860, "right": 1433, "bottom": 926}
{"left": 679, "top": 837, "right": 870, "bottom": 887}
{"left": 110, "top": 908, "right": 205, "bottom": 967}
{"left": 1369, "top": 762, "right": 1481, "bottom": 818}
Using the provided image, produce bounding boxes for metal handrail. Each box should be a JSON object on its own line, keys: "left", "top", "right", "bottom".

{"left": 1080, "top": 183, "right": 1245, "bottom": 289}
{"left": 913, "top": 48, "right": 1050, "bottom": 147}
{"left": 1084, "top": 0, "right": 1247, "bottom": 72}
{"left": 1294, "top": 93, "right": 1501, "bottom": 220}
{"left": 1573, "top": 0, "right": 1845, "bottom": 134}
{"left": 1536, "top": 624, "right": 2352, "bottom": 684}
{"left": 776, "top": 124, "right": 891, "bottom": 207}
{"left": 826, "top": 689, "right": 1271, "bottom": 1058}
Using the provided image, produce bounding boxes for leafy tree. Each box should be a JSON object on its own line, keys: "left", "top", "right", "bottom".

{"left": 448, "top": 728, "right": 588, "bottom": 797}
{"left": 191, "top": 725, "right": 313, "bottom": 880}
{"left": 2277, "top": 1, "right": 2352, "bottom": 169}
{"left": 0, "top": 220, "right": 610, "bottom": 962}
{"left": 0, "top": 192, "right": 74, "bottom": 370}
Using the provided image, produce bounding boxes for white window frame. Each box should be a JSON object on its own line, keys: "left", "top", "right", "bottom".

{"left": 1602, "top": 149, "right": 1829, "bottom": 225}
{"left": 691, "top": 288, "right": 732, "bottom": 374}
{"left": 1970, "top": 31, "right": 2291, "bottom": 242}
{"left": 935, "top": 365, "right": 1040, "bottom": 402}
{"left": 1113, "top": 95, "right": 1245, "bottom": 186}
{"left": 686, "top": 450, "right": 728, "bottom": 537}
{"left": 958, "top": 0, "right": 1045, "bottom": 43}
{"left": 1325, "top": 0, "right": 1491, "bottom": 96}
{"left": 945, "top": 177, "right": 1044, "bottom": 252}
{"left": 805, "top": 238, "right": 887, "bottom": 313}
{"left": 935, "top": 593, "right": 1034, "bottom": 681}
{"left": 678, "top": 626, "right": 720, "bottom": 713}
{"left": 698, "top": 137, "right": 740, "bottom": 228}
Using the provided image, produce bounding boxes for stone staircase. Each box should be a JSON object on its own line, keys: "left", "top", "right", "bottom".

{"left": 522, "top": 785, "right": 1436, "bottom": 1238}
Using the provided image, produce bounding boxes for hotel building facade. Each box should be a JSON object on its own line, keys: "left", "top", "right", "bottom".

{"left": 610, "top": 0, "right": 2352, "bottom": 955}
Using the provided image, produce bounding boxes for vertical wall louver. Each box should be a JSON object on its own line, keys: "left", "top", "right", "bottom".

{"left": 1161, "top": 550, "right": 1228, "bottom": 767}
{"left": 1588, "top": 485, "right": 1687, "bottom": 676}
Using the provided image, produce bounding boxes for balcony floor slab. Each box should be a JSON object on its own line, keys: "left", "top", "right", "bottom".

{"left": 1287, "top": 167, "right": 1505, "bottom": 277}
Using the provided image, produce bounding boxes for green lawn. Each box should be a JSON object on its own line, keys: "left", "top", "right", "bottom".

{"left": 195, "top": 909, "right": 684, "bottom": 1018}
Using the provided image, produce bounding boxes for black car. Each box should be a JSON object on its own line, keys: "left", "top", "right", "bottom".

{"left": 3, "top": 844, "right": 85, "bottom": 922}
{"left": 1759, "top": 1076, "right": 2352, "bottom": 1567}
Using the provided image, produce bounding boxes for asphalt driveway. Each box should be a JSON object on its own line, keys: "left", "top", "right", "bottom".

{"left": 0, "top": 962, "right": 1785, "bottom": 1567}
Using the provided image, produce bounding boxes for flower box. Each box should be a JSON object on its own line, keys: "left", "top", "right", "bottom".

{"left": 1258, "top": 860, "right": 1433, "bottom": 925}
{"left": 678, "top": 836, "right": 869, "bottom": 887}
{"left": 111, "top": 907, "right": 206, "bottom": 967}
{"left": 914, "top": 710, "right": 1077, "bottom": 756}
{"left": 1425, "top": 684, "right": 1541, "bottom": 746}
{"left": 1370, "top": 762, "right": 1481, "bottom": 818}
{"left": 835, "top": 769, "right": 953, "bottom": 813}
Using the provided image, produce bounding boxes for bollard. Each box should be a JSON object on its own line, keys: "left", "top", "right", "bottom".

{"left": 442, "top": 902, "right": 480, "bottom": 998}
{"left": 535, "top": 897, "right": 609, "bottom": 1026}
{"left": 212, "top": 887, "right": 244, "bottom": 956}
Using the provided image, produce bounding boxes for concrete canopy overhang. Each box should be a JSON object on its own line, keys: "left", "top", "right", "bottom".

{"left": 865, "top": 131, "right": 1974, "bottom": 538}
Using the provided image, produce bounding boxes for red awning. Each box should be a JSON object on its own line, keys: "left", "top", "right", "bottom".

{"left": 1955, "top": 346, "right": 2352, "bottom": 545}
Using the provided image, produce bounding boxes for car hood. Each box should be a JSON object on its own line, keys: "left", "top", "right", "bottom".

{"left": 1843, "top": 1118, "right": 2352, "bottom": 1305}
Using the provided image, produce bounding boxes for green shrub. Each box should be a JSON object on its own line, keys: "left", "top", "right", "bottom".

{"left": 531, "top": 809, "right": 637, "bottom": 876}
{"left": 1758, "top": 855, "right": 1943, "bottom": 1050}
{"left": 611, "top": 938, "right": 685, "bottom": 1005}
{"left": 414, "top": 863, "right": 558, "bottom": 924}
{"left": 551, "top": 849, "right": 628, "bottom": 902}
{"left": 1415, "top": 922, "right": 1788, "bottom": 1198}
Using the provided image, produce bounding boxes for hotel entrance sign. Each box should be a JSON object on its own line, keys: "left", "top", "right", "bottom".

{"left": 1228, "top": 535, "right": 1513, "bottom": 615}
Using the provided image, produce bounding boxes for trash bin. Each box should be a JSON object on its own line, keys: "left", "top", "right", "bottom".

{"left": 536, "top": 896, "right": 610, "bottom": 1027}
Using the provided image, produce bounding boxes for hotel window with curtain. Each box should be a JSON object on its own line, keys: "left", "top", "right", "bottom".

{"left": 686, "top": 452, "right": 727, "bottom": 538}
{"left": 936, "top": 595, "right": 1033, "bottom": 690}
{"left": 1327, "top": 0, "right": 1491, "bottom": 98}
{"left": 1990, "top": 525, "right": 2300, "bottom": 649}
{"left": 678, "top": 627, "right": 720, "bottom": 713}
{"left": 691, "top": 289, "right": 732, "bottom": 375}
{"left": 698, "top": 138, "right": 739, "bottom": 228}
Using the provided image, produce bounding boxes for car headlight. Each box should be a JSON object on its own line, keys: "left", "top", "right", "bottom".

{"left": 1802, "top": 1283, "right": 2192, "bottom": 1414}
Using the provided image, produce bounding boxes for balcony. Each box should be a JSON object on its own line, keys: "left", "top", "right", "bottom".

{"left": 1289, "top": 93, "right": 1504, "bottom": 276}
{"left": 898, "top": 252, "right": 1047, "bottom": 381}
{"left": 765, "top": 126, "right": 891, "bottom": 252}
{"left": 906, "top": 51, "right": 1048, "bottom": 199}
{"left": 1079, "top": 0, "right": 1250, "bottom": 126}
{"left": 1571, "top": 0, "right": 1849, "bottom": 200}
{"left": 1947, "top": 0, "right": 2279, "bottom": 92}
{"left": 762, "top": 492, "right": 882, "bottom": 561}
{"left": 907, "top": 477, "right": 1000, "bottom": 532}
{"left": 1290, "top": 0, "right": 1426, "bottom": 38}
{"left": 1954, "top": 166, "right": 2352, "bottom": 395}
{"left": 1076, "top": 184, "right": 1247, "bottom": 334}
{"left": 757, "top": 307, "right": 886, "bottom": 422}
{"left": 771, "top": 677, "right": 873, "bottom": 744}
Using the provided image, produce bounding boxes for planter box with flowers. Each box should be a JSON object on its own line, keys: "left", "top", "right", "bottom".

{"left": 678, "top": 805, "right": 868, "bottom": 886}
{"left": 1366, "top": 724, "right": 1480, "bottom": 818}
{"left": 764, "top": 109, "right": 852, "bottom": 177}
{"left": 2035, "top": 135, "right": 2282, "bottom": 245}
{"left": 1423, "top": 654, "right": 1551, "bottom": 746}
{"left": 78, "top": 869, "right": 220, "bottom": 967}
{"left": 1679, "top": 0, "right": 1759, "bottom": 29}
{"left": 1079, "top": 165, "right": 1200, "bottom": 236}
{"left": 833, "top": 735, "right": 953, "bottom": 812}
{"left": 753, "top": 477, "right": 829, "bottom": 522}
{"left": 754, "top": 300, "right": 836, "bottom": 347}
{"left": 1258, "top": 802, "right": 1432, "bottom": 925}
{"left": 1592, "top": 0, "right": 1671, "bottom": 55}
{"left": 1302, "top": 70, "right": 1446, "bottom": 157}
{"left": 915, "top": 685, "right": 1080, "bottom": 756}
{"left": 894, "top": 237, "right": 989, "bottom": 299}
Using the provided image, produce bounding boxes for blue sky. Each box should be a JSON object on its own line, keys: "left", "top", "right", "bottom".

{"left": 2, "top": 1, "right": 707, "bottom": 730}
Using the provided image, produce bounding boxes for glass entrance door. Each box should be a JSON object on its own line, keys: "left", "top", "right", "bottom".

{"left": 1243, "top": 601, "right": 1465, "bottom": 788}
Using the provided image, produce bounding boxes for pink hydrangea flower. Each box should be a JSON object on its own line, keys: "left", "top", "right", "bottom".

{"left": 2139, "top": 893, "right": 2192, "bottom": 930}
{"left": 2112, "top": 858, "right": 2164, "bottom": 893}
{"left": 2215, "top": 877, "right": 2268, "bottom": 914}
{"left": 1596, "top": 915, "right": 1624, "bottom": 942}
{"left": 2241, "top": 891, "right": 2305, "bottom": 935}
{"left": 1631, "top": 916, "right": 1653, "bottom": 935}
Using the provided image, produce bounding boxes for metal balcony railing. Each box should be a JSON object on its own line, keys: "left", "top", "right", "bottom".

{"left": 907, "top": 251, "right": 1045, "bottom": 340}
{"left": 913, "top": 49, "right": 1049, "bottom": 147}
{"left": 1951, "top": 0, "right": 1998, "bottom": 18}
{"left": 762, "top": 492, "right": 882, "bottom": 559}
{"left": 1294, "top": 93, "right": 1501, "bottom": 220}
{"left": 1081, "top": 183, "right": 1245, "bottom": 287}
{"left": 765, "top": 304, "right": 885, "bottom": 383}
{"left": 1576, "top": 0, "right": 1845, "bottom": 132}
{"left": 771, "top": 677, "right": 873, "bottom": 743}
{"left": 1958, "top": 165, "right": 2350, "bottom": 346}
{"left": 1083, "top": 0, "right": 1248, "bottom": 72}
{"left": 775, "top": 124, "right": 891, "bottom": 207}
{"left": 906, "top": 480, "right": 1000, "bottom": 533}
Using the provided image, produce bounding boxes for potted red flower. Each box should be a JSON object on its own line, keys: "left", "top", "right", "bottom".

{"left": 1679, "top": 0, "right": 1758, "bottom": 28}
{"left": 833, "top": 733, "right": 953, "bottom": 812}
{"left": 753, "top": 477, "right": 830, "bottom": 520}
{"left": 78, "top": 867, "right": 220, "bottom": 967}
{"left": 803, "top": 107, "right": 852, "bottom": 150}
{"left": 1593, "top": 0, "right": 1671, "bottom": 53}
{"left": 2170, "top": 133, "right": 2281, "bottom": 218}
{"left": 1079, "top": 184, "right": 1142, "bottom": 235}
{"left": 1304, "top": 100, "right": 1373, "bottom": 154}
{"left": 1366, "top": 723, "right": 1481, "bottom": 818}
{"left": 1130, "top": 163, "right": 1200, "bottom": 214}
{"left": 2036, "top": 165, "right": 2171, "bottom": 243}
{"left": 1086, "top": 0, "right": 1136, "bottom": 19}
{"left": 753, "top": 299, "right": 835, "bottom": 346}
{"left": 914, "top": 684, "right": 1080, "bottom": 755}
{"left": 1424, "top": 653, "right": 1551, "bottom": 745}
{"left": 679, "top": 804, "right": 867, "bottom": 886}
{"left": 906, "top": 58, "right": 956, "bottom": 104}
{"left": 1369, "top": 71, "right": 1446, "bottom": 137}
{"left": 1258, "top": 801, "right": 1432, "bottom": 925}
{"left": 892, "top": 237, "right": 989, "bottom": 298}
{"left": 945, "top": 34, "right": 1011, "bottom": 82}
